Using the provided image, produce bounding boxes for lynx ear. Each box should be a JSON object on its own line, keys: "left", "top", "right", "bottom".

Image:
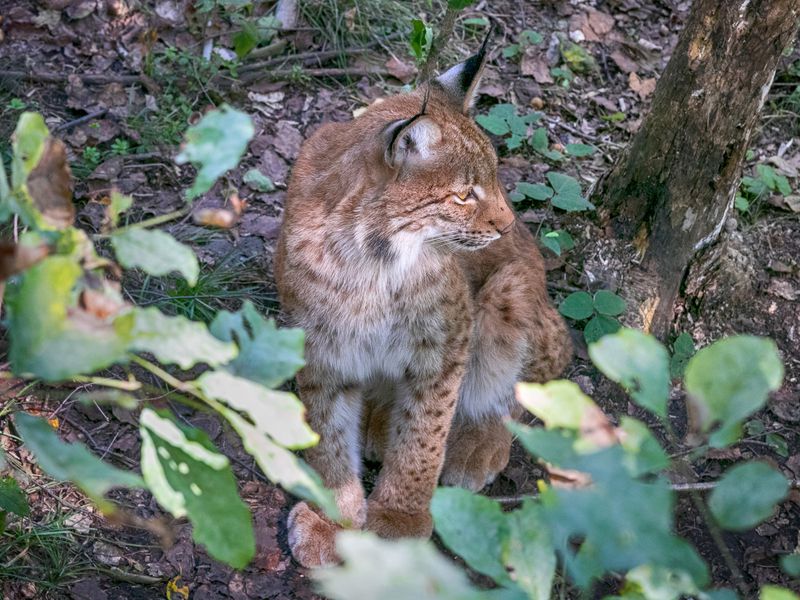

{"left": 384, "top": 115, "right": 442, "bottom": 170}
{"left": 434, "top": 27, "right": 492, "bottom": 113}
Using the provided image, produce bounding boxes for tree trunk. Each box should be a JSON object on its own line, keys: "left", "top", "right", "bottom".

{"left": 595, "top": 0, "right": 800, "bottom": 338}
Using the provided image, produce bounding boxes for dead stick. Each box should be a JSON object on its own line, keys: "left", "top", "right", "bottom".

{"left": 240, "top": 46, "right": 370, "bottom": 72}
{"left": 419, "top": 5, "right": 459, "bottom": 82}
{"left": 238, "top": 65, "right": 388, "bottom": 84}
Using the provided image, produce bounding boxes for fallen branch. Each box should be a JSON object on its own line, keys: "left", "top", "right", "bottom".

{"left": 238, "top": 65, "right": 389, "bottom": 84}
{"left": 0, "top": 70, "right": 160, "bottom": 94}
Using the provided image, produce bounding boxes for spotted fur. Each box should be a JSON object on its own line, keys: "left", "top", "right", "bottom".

{"left": 275, "top": 47, "right": 571, "bottom": 568}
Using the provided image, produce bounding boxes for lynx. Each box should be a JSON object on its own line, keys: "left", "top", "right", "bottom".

{"left": 274, "top": 38, "right": 571, "bottom": 568}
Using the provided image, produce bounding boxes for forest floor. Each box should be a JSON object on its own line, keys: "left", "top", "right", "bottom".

{"left": 1, "top": 0, "right": 799, "bottom": 598}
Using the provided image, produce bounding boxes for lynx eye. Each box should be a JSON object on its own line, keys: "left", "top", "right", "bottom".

{"left": 452, "top": 188, "right": 476, "bottom": 205}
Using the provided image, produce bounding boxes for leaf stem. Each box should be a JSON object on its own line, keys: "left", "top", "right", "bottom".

{"left": 72, "top": 375, "right": 142, "bottom": 391}
{"left": 94, "top": 208, "right": 190, "bottom": 239}
{"left": 129, "top": 354, "right": 203, "bottom": 400}
{"left": 690, "top": 491, "right": 749, "bottom": 595}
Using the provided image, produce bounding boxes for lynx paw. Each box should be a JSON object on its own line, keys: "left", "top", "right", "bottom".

{"left": 287, "top": 502, "right": 341, "bottom": 568}
{"left": 441, "top": 421, "right": 512, "bottom": 491}
{"left": 366, "top": 501, "right": 433, "bottom": 539}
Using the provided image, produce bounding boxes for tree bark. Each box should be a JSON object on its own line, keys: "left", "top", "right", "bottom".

{"left": 595, "top": 0, "right": 800, "bottom": 338}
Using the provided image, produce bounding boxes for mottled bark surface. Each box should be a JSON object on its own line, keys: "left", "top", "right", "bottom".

{"left": 596, "top": 0, "right": 800, "bottom": 338}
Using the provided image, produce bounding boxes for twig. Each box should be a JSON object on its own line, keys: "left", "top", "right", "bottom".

{"left": 54, "top": 109, "right": 108, "bottom": 133}
{"left": 96, "top": 566, "right": 164, "bottom": 585}
{"left": 690, "top": 491, "right": 749, "bottom": 595}
{"left": 246, "top": 39, "right": 289, "bottom": 61}
{"left": 0, "top": 70, "right": 143, "bottom": 86}
{"left": 240, "top": 46, "right": 371, "bottom": 73}
{"left": 72, "top": 375, "right": 142, "bottom": 392}
{"left": 93, "top": 208, "right": 190, "bottom": 240}
{"left": 238, "top": 65, "right": 388, "bottom": 84}
{"left": 420, "top": 5, "right": 460, "bottom": 82}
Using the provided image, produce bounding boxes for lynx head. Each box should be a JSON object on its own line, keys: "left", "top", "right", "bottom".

{"left": 368, "top": 34, "right": 515, "bottom": 252}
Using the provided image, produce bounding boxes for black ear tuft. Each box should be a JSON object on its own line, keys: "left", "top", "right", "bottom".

{"left": 434, "top": 25, "right": 493, "bottom": 113}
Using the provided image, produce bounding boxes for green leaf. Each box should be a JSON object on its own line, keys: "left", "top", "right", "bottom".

{"left": 112, "top": 228, "right": 199, "bottom": 286}
{"left": 6, "top": 256, "right": 133, "bottom": 381}
{"left": 547, "top": 172, "right": 595, "bottom": 212}
{"left": 209, "top": 301, "right": 305, "bottom": 388}
{"left": 530, "top": 127, "right": 549, "bottom": 152}
{"left": 139, "top": 408, "right": 255, "bottom": 568}
{"left": 242, "top": 168, "right": 275, "bottom": 192}
{"left": 516, "top": 380, "right": 596, "bottom": 431}
{"left": 315, "top": 531, "right": 483, "bottom": 600}
{"left": 534, "top": 444, "right": 708, "bottom": 588}
{"left": 540, "top": 231, "right": 561, "bottom": 255}
{"left": 476, "top": 104, "right": 513, "bottom": 136}
{"left": 708, "top": 461, "right": 788, "bottom": 531}
{"left": 767, "top": 433, "right": 789, "bottom": 457}
{"left": 505, "top": 501, "right": 555, "bottom": 600}
{"left": 540, "top": 229, "right": 573, "bottom": 256}
{"left": 592, "top": 290, "right": 626, "bottom": 316}
{"left": 588, "top": 329, "right": 669, "bottom": 418}
{"left": 509, "top": 191, "right": 526, "bottom": 203}
{"left": 196, "top": 370, "right": 317, "bottom": 449}
{"left": 669, "top": 332, "right": 696, "bottom": 380}
{"left": 217, "top": 408, "right": 338, "bottom": 519}
{"left": 12, "top": 112, "right": 49, "bottom": 188}
{"left": 559, "top": 291, "right": 594, "bottom": 320}
{"left": 516, "top": 181, "right": 553, "bottom": 201}
{"left": 565, "top": 143, "right": 596, "bottom": 157}
{"left": 519, "top": 30, "right": 543, "bottom": 45}
{"left": 762, "top": 587, "right": 800, "bottom": 600}
{"left": 780, "top": 554, "right": 800, "bottom": 577}
{"left": 129, "top": 307, "right": 237, "bottom": 369}
{"left": 502, "top": 44, "right": 521, "bottom": 59}
{"left": 409, "top": 19, "right": 433, "bottom": 61}
{"left": 623, "top": 565, "right": 700, "bottom": 600}
{"left": 684, "top": 336, "right": 784, "bottom": 447}
{"left": 175, "top": 105, "right": 255, "bottom": 200}
{"left": 583, "top": 315, "right": 620, "bottom": 344}
{"left": 734, "top": 194, "right": 750, "bottom": 213}
{"left": 232, "top": 23, "right": 258, "bottom": 58}
{"left": 431, "top": 488, "right": 511, "bottom": 585}
{"left": 757, "top": 164, "right": 792, "bottom": 196}
{"left": 15, "top": 413, "right": 143, "bottom": 511}
{"left": 618, "top": 417, "right": 670, "bottom": 476}
{"left": 0, "top": 476, "right": 29, "bottom": 517}
{"left": 108, "top": 191, "right": 132, "bottom": 225}
{"left": 448, "top": 0, "right": 475, "bottom": 8}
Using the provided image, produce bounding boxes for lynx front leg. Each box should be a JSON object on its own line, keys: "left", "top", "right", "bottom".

{"left": 366, "top": 329, "right": 469, "bottom": 539}
{"left": 288, "top": 373, "right": 365, "bottom": 568}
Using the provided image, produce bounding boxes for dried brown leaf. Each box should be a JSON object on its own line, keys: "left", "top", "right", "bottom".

{"left": 628, "top": 72, "right": 656, "bottom": 100}
{"left": 385, "top": 57, "right": 416, "bottom": 84}
{"left": 0, "top": 242, "right": 50, "bottom": 280}
{"left": 26, "top": 137, "right": 75, "bottom": 229}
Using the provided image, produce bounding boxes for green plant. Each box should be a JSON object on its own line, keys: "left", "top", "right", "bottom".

{"left": 669, "top": 331, "right": 696, "bottom": 379}
{"left": 550, "top": 66, "right": 574, "bottom": 88}
{"left": 510, "top": 173, "right": 595, "bottom": 212}
{"left": 0, "top": 109, "right": 334, "bottom": 569}
{"left": 318, "top": 329, "right": 788, "bottom": 600}
{"left": 744, "top": 418, "right": 789, "bottom": 458}
{"left": 539, "top": 227, "right": 574, "bottom": 256}
{"left": 109, "top": 138, "right": 131, "bottom": 156}
{"left": 736, "top": 163, "right": 793, "bottom": 213}
{"left": 476, "top": 103, "right": 543, "bottom": 150}
{"left": 409, "top": 18, "right": 434, "bottom": 63}
{"left": 6, "top": 98, "right": 26, "bottom": 111}
{"left": 558, "top": 289, "right": 626, "bottom": 344}
{"left": 502, "top": 29, "right": 543, "bottom": 59}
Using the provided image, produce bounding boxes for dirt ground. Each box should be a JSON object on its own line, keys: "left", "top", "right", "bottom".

{"left": 1, "top": 0, "right": 799, "bottom": 598}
